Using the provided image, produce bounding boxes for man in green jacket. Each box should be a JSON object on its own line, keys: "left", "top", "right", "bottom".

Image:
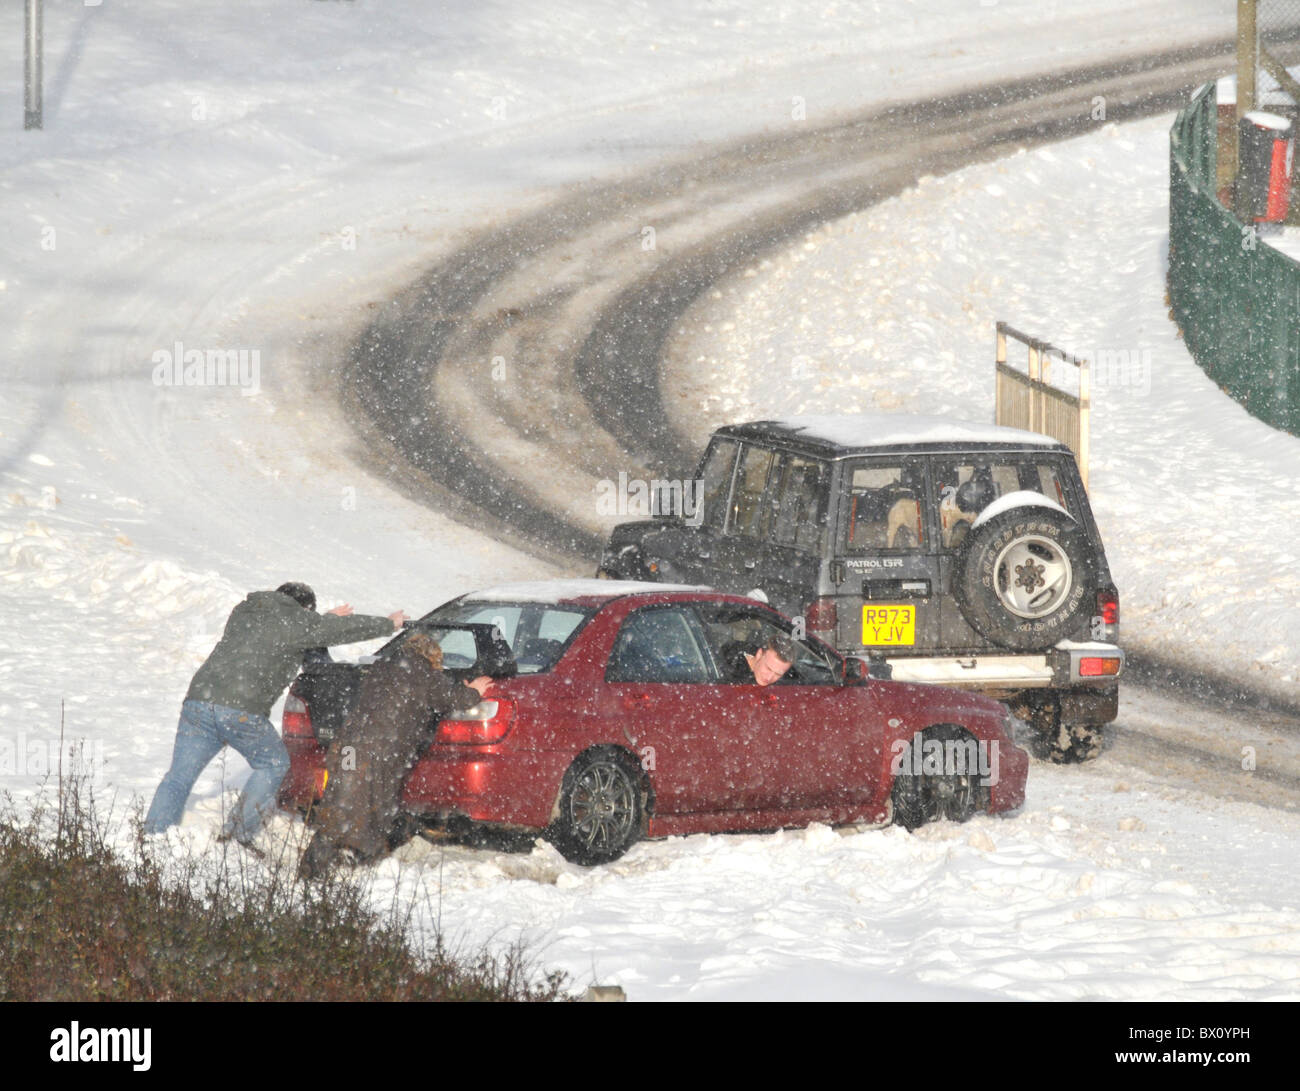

{"left": 144, "top": 582, "right": 404, "bottom": 843}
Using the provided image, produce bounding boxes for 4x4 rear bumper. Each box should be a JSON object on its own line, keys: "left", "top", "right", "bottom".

{"left": 873, "top": 640, "right": 1122, "bottom": 688}
{"left": 867, "top": 641, "right": 1122, "bottom": 723}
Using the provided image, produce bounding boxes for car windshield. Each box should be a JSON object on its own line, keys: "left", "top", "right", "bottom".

{"left": 417, "top": 599, "right": 596, "bottom": 673}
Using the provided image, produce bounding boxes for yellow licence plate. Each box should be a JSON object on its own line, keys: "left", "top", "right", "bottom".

{"left": 862, "top": 604, "right": 915, "bottom": 646}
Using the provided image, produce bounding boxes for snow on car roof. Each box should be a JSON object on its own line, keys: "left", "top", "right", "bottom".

{"left": 464, "top": 579, "right": 708, "bottom": 604}
{"left": 756, "top": 413, "right": 1061, "bottom": 450}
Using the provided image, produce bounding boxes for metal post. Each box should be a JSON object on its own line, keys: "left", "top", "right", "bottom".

{"left": 24, "top": 0, "right": 43, "bottom": 131}
{"left": 1027, "top": 343, "right": 1040, "bottom": 433}
{"left": 1077, "top": 360, "right": 1090, "bottom": 492}
{"left": 1235, "top": 0, "right": 1258, "bottom": 218}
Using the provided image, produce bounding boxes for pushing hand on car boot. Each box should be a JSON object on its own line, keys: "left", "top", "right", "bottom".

{"left": 298, "top": 631, "right": 489, "bottom": 880}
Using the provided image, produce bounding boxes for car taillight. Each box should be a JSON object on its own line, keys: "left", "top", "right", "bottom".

{"left": 805, "top": 597, "right": 837, "bottom": 639}
{"left": 1078, "top": 656, "right": 1122, "bottom": 677}
{"left": 434, "top": 698, "right": 516, "bottom": 745}
{"left": 282, "top": 693, "right": 314, "bottom": 738}
{"left": 1096, "top": 589, "right": 1119, "bottom": 639}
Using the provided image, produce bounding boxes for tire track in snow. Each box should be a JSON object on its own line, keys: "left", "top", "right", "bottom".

{"left": 343, "top": 37, "right": 1238, "bottom": 560}
{"left": 342, "top": 37, "right": 1300, "bottom": 797}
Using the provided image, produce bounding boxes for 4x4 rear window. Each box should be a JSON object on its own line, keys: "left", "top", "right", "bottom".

{"left": 840, "top": 460, "right": 926, "bottom": 553}
{"left": 932, "top": 457, "right": 1075, "bottom": 550}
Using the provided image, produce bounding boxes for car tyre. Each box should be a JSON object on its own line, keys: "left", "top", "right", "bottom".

{"left": 891, "top": 724, "right": 990, "bottom": 831}
{"left": 1022, "top": 699, "right": 1104, "bottom": 763}
{"left": 1048, "top": 722, "right": 1103, "bottom": 763}
{"left": 385, "top": 811, "right": 420, "bottom": 851}
{"left": 549, "top": 749, "right": 646, "bottom": 866}
{"left": 954, "top": 505, "right": 1097, "bottom": 652}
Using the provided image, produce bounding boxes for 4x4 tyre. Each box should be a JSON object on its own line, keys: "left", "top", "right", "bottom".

{"left": 597, "top": 544, "right": 652, "bottom": 581}
{"left": 954, "top": 505, "right": 1097, "bottom": 652}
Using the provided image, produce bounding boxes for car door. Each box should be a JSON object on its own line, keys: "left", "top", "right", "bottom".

{"left": 648, "top": 437, "right": 740, "bottom": 585}
{"left": 706, "top": 441, "right": 777, "bottom": 594}
{"left": 695, "top": 603, "right": 875, "bottom": 811}
{"left": 750, "top": 451, "right": 829, "bottom": 618}
{"left": 599, "top": 603, "right": 764, "bottom": 814}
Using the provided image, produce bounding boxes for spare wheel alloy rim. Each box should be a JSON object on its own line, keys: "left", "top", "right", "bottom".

{"left": 993, "top": 534, "right": 1073, "bottom": 619}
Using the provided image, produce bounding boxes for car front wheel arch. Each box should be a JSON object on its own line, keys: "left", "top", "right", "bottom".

{"left": 547, "top": 746, "right": 649, "bottom": 866}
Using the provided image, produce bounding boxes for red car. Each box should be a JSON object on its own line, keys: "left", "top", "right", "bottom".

{"left": 279, "top": 581, "right": 1029, "bottom": 865}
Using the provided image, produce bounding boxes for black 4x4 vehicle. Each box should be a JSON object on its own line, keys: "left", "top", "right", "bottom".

{"left": 597, "top": 414, "right": 1123, "bottom": 761}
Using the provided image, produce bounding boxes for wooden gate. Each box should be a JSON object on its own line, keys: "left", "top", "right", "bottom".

{"left": 994, "top": 321, "right": 1090, "bottom": 490}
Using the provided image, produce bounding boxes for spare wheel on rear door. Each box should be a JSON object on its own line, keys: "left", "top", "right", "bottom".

{"left": 953, "top": 496, "right": 1096, "bottom": 652}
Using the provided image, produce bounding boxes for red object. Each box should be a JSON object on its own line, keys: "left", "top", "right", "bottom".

{"left": 1096, "top": 588, "right": 1119, "bottom": 639}
{"left": 280, "top": 588, "right": 1029, "bottom": 842}
{"left": 434, "top": 697, "right": 516, "bottom": 745}
{"left": 281, "top": 693, "right": 313, "bottom": 738}
{"left": 1078, "top": 656, "right": 1122, "bottom": 678}
{"left": 804, "top": 596, "right": 838, "bottom": 640}
{"left": 1266, "top": 137, "right": 1292, "bottom": 221}
{"left": 1240, "top": 112, "right": 1293, "bottom": 223}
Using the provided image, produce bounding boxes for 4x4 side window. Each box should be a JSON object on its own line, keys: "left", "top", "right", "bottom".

{"left": 727, "top": 444, "right": 776, "bottom": 537}
{"left": 767, "top": 453, "right": 828, "bottom": 553}
{"left": 695, "top": 438, "right": 739, "bottom": 532}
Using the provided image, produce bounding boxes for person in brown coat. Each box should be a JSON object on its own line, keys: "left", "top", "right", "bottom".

{"left": 298, "top": 631, "right": 490, "bottom": 878}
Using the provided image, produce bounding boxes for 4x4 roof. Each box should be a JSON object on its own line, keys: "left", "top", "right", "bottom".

{"left": 715, "top": 414, "right": 1066, "bottom": 459}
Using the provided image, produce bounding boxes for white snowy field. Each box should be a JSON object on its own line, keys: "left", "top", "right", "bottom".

{"left": 3, "top": 0, "right": 1299, "bottom": 1001}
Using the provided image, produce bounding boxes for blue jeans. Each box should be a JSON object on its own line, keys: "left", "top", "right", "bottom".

{"left": 144, "top": 700, "right": 290, "bottom": 839}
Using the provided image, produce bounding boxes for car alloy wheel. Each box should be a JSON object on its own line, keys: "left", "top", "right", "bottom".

{"left": 551, "top": 750, "right": 645, "bottom": 866}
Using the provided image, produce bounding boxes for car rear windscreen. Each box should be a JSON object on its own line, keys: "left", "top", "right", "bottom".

{"left": 420, "top": 600, "right": 596, "bottom": 673}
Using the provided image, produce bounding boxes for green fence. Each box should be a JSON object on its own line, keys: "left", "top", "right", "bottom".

{"left": 1169, "top": 82, "right": 1300, "bottom": 434}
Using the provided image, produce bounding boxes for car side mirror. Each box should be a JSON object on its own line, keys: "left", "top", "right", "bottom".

{"left": 864, "top": 653, "right": 892, "bottom": 680}
{"left": 842, "top": 656, "right": 866, "bottom": 685}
